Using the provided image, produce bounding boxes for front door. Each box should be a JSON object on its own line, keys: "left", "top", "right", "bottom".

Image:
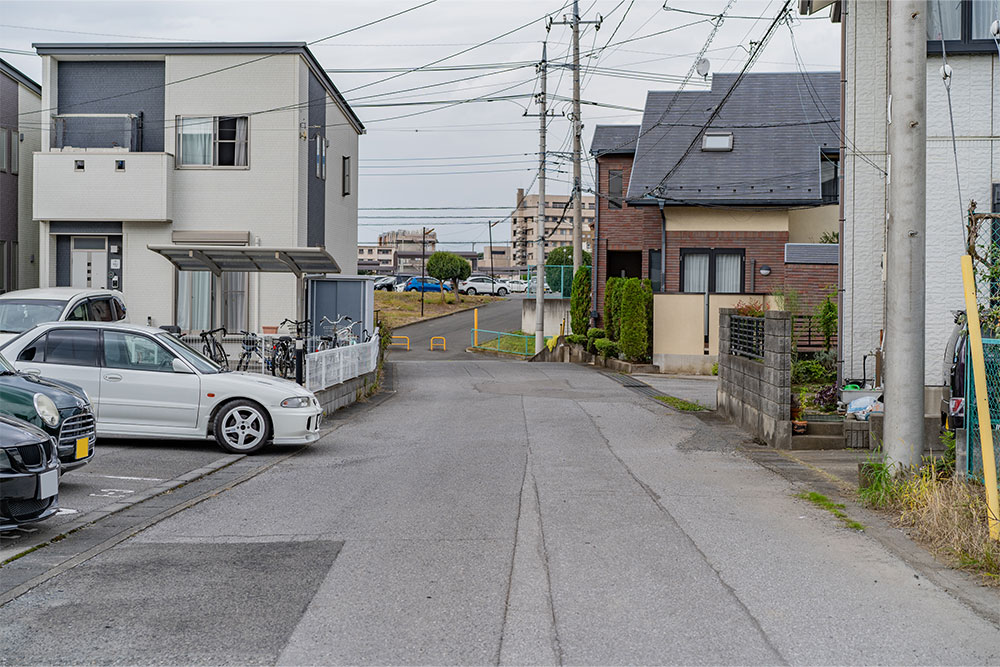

{"left": 98, "top": 330, "right": 200, "bottom": 431}
{"left": 71, "top": 237, "right": 108, "bottom": 289}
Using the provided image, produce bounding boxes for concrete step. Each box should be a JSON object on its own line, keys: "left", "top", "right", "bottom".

{"left": 786, "top": 434, "right": 846, "bottom": 450}
{"left": 805, "top": 421, "right": 844, "bottom": 436}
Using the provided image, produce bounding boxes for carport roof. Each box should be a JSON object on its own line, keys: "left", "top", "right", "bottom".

{"left": 147, "top": 245, "right": 341, "bottom": 277}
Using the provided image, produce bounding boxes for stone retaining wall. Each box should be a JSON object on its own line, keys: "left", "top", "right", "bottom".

{"left": 314, "top": 369, "right": 379, "bottom": 415}
{"left": 717, "top": 309, "right": 792, "bottom": 448}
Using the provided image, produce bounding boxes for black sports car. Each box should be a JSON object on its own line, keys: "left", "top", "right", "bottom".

{"left": 0, "top": 414, "right": 60, "bottom": 531}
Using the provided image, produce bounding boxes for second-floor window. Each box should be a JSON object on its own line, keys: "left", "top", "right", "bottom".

{"left": 342, "top": 156, "right": 351, "bottom": 196}
{"left": 608, "top": 170, "right": 623, "bottom": 209}
{"left": 315, "top": 135, "right": 327, "bottom": 179}
{"left": 177, "top": 116, "right": 249, "bottom": 168}
{"left": 927, "top": 0, "right": 998, "bottom": 52}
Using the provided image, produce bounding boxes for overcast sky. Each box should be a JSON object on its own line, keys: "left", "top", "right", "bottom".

{"left": 1, "top": 0, "right": 840, "bottom": 250}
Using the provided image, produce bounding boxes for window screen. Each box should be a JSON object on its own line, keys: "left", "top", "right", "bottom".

{"left": 683, "top": 253, "right": 709, "bottom": 293}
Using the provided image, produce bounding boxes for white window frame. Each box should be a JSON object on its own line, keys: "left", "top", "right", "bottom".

{"left": 175, "top": 115, "right": 250, "bottom": 169}
{"left": 701, "top": 132, "right": 734, "bottom": 152}
{"left": 342, "top": 155, "right": 351, "bottom": 196}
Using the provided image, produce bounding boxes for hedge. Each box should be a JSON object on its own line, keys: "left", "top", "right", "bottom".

{"left": 566, "top": 333, "right": 588, "bottom": 346}
{"left": 604, "top": 277, "right": 623, "bottom": 341}
{"left": 586, "top": 327, "right": 605, "bottom": 354}
{"left": 594, "top": 337, "right": 620, "bottom": 359}
{"left": 570, "top": 266, "right": 592, "bottom": 335}
{"left": 619, "top": 278, "right": 648, "bottom": 362}
{"left": 641, "top": 278, "right": 654, "bottom": 359}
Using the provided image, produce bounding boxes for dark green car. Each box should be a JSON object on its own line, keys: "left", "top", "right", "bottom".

{"left": 0, "top": 351, "right": 95, "bottom": 471}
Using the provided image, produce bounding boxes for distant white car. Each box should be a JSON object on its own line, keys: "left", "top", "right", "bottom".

{"left": 0, "top": 321, "right": 322, "bottom": 454}
{"left": 506, "top": 279, "right": 529, "bottom": 293}
{"left": 0, "top": 288, "right": 127, "bottom": 346}
{"left": 459, "top": 276, "right": 510, "bottom": 296}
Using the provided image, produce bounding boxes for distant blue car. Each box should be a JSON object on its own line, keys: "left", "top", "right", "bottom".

{"left": 404, "top": 277, "right": 452, "bottom": 293}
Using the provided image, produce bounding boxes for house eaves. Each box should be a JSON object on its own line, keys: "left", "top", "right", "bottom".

{"left": 0, "top": 57, "right": 41, "bottom": 96}
{"left": 33, "top": 42, "right": 365, "bottom": 135}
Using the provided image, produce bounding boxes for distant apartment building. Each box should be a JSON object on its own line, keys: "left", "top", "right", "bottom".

{"left": 0, "top": 59, "right": 41, "bottom": 293}
{"left": 30, "top": 42, "right": 363, "bottom": 332}
{"left": 480, "top": 244, "right": 515, "bottom": 276}
{"left": 510, "top": 188, "right": 594, "bottom": 266}
{"left": 357, "top": 243, "right": 394, "bottom": 274}
{"left": 379, "top": 228, "right": 436, "bottom": 273}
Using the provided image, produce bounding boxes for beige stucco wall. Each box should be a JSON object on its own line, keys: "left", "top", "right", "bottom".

{"left": 788, "top": 205, "right": 838, "bottom": 243}
{"left": 664, "top": 207, "right": 790, "bottom": 232}
{"left": 652, "top": 294, "right": 704, "bottom": 356}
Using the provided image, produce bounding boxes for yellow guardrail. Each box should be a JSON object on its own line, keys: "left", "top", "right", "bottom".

{"left": 390, "top": 335, "right": 410, "bottom": 351}
{"left": 430, "top": 336, "right": 446, "bottom": 351}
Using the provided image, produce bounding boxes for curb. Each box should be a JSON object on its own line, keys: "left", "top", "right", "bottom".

{"left": 465, "top": 346, "right": 532, "bottom": 360}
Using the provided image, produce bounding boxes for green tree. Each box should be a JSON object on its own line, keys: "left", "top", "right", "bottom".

{"left": 570, "top": 266, "right": 592, "bottom": 335}
{"left": 619, "top": 278, "right": 648, "bottom": 362}
{"left": 604, "top": 277, "right": 622, "bottom": 341}
{"left": 426, "top": 251, "right": 471, "bottom": 303}
{"left": 815, "top": 294, "right": 838, "bottom": 351}
{"left": 640, "top": 278, "right": 654, "bottom": 358}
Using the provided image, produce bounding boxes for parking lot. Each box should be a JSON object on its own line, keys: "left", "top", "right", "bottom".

{"left": 0, "top": 436, "right": 279, "bottom": 563}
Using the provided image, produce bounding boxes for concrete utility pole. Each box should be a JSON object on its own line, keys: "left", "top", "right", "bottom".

{"left": 883, "top": 0, "right": 927, "bottom": 470}
{"left": 553, "top": 1, "right": 601, "bottom": 275}
{"left": 534, "top": 44, "right": 548, "bottom": 354}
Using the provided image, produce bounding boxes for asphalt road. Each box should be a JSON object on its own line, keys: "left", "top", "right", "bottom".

{"left": 390, "top": 295, "right": 524, "bottom": 360}
{"left": 2, "top": 360, "right": 998, "bottom": 664}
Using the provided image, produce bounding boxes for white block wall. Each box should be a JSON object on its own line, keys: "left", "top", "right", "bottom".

{"left": 17, "top": 84, "right": 41, "bottom": 289}
{"left": 844, "top": 3, "right": 1000, "bottom": 385}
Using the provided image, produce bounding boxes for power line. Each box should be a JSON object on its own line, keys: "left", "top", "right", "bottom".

{"left": 360, "top": 206, "right": 513, "bottom": 209}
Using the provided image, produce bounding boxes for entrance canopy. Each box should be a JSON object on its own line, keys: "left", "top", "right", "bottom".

{"left": 147, "top": 245, "right": 341, "bottom": 277}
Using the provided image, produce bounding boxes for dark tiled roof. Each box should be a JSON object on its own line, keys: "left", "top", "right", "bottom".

{"left": 0, "top": 58, "right": 41, "bottom": 95}
{"left": 785, "top": 243, "right": 839, "bottom": 264}
{"left": 590, "top": 124, "right": 639, "bottom": 155}
{"left": 625, "top": 72, "right": 839, "bottom": 205}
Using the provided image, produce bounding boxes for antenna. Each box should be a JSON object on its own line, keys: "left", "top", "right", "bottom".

{"left": 696, "top": 58, "right": 711, "bottom": 78}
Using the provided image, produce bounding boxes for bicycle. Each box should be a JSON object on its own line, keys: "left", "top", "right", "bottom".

{"left": 235, "top": 330, "right": 271, "bottom": 373}
{"left": 317, "top": 315, "right": 353, "bottom": 351}
{"left": 271, "top": 318, "right": 310, "bottom": 379}
{"left": 199, "top": 327, "right": 229, "bottom": 369}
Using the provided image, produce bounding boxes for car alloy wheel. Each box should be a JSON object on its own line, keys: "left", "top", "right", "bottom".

{"left": 214, "top": 400, "right": 272, "bottom": 454}
{"left": 467, "top": 287, "right": 477, "bottom": 295}
{"left": 497, "top": 287, "right": 507, "bottom": 296}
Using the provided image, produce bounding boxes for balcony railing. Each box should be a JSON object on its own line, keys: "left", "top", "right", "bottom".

{"left": 51, "top": 113, "right": 142, "bottom": 151}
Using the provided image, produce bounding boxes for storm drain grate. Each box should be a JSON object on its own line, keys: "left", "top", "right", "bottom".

{"left": 599, "top": 371, "right": 663, "bottom": 399}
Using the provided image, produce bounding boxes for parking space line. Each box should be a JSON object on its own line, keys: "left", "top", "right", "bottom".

{"left": 97, "top": 475, "right": 166, "bottom": 482}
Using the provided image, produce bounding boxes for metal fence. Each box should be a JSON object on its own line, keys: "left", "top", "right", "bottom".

{"left": 470, "top": 329, "right": 536, "bottom": 356}
{"left": 526, "top": 264, "right": 575, "bottom": 298}
{"left": 729, "top": 315, "right": 765, "bottom": 360}
{"left": 304, "top": 333, "right": 379, "bottom": 393}
{"left": 964, "top": 338, "right": 1000, "bottom": 482}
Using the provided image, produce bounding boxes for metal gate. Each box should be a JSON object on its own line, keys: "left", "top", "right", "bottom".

{"left": 965, "top": 338, "right": 1000, "bottom": 482}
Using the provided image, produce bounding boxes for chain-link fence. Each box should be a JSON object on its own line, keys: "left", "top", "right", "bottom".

{"left": 526, "top": 265, "right": 575, "bottom": 298}
{"left": 963, "top": 203, "right": 1000, "bottom": 482}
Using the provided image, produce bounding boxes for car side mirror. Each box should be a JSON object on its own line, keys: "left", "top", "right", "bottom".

{"left": 172, "top": 358, "right": 194, "bottom": 374}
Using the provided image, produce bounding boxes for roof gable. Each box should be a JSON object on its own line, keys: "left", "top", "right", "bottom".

{"left": 0, "top": 58, "right": 41, "bottom": 96}
{"left": 625, "top": 72, "right": 839, "bottom": 205}
{"left": 590, "top": 124, "right": 639, "bottom": 155}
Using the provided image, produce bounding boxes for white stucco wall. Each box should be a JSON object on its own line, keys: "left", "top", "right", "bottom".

{"left": 843, "top": 2, "right": 998, "bottom": 385}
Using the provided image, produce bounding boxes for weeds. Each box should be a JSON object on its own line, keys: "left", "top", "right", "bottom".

{"left": 796, "top": 491, "right": 866, "bottom": 531}
{"left": 653, "top": 395, "right": 706, "bottom": 412}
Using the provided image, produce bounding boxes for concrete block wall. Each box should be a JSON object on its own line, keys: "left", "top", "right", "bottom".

{"left": 717, "top": 309, "right": 792, "bottom": 448}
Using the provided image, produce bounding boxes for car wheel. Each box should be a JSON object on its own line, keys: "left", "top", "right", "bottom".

{"left": 214, "top": 400, "right": 272, "bottom": 454}
{"left": 497, "top": 287, "right": 508, "bottom": 296}
{"left": 467, "top": 287, "right": 477, "bottom": 295}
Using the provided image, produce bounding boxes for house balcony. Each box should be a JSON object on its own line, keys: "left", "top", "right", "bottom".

{"left": 33, "top": 151, "right": 173, "bottom": 222}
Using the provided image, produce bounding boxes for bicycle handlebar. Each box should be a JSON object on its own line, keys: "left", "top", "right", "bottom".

{"left": 200, "top": 327, "right": 227, "bottom": 337}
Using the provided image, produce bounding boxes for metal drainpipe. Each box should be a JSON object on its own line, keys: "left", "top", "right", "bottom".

{"left": 592, "top": 185, "right": 600, "bottom": 323}
{"left": 837, "top": 1, "right": 847, "bottom": 388}
{"left": 659, "top": 200, "right": 666, "bottom": 292}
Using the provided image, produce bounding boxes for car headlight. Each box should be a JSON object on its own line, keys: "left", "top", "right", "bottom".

{"left": 33, "top": 393, "right": 61, "bottom": 428}
{"left": 280, "top": 396, "right": 311, "bottom": 408}
{"left": 0, "top": 449, "right": 12, "bottom": 473}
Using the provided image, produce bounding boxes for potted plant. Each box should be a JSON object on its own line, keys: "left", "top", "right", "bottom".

{"left": 790, "top": 393, "right": 807, "bottom": 434}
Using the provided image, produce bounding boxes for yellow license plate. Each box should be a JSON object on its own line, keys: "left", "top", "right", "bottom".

{"left": 75, "top": 437, "right": 89, "bottom": 459}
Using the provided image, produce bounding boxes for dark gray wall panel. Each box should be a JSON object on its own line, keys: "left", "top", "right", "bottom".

{"left": 307, "top": 72, "right": 325, "bottom": 247}
{"left": 0, "top": 73, "right": 17, "bottom": 243}
{"left": 57, "top": 61, "right": 165, "bottom": 151}
{"left": 49, "top": 221, "right": 122, "bottom": 235}
{"left": 55, "top": 236, "right": 70, "bottom": 286}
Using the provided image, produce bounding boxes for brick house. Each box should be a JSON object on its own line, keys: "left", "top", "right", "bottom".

{"left": 591, "top": 72, "right": 841, "bottom": 373}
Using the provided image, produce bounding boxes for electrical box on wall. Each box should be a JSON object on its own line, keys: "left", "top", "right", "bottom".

{"left": 110, "top": 245, "right": 119, "bottom": 254}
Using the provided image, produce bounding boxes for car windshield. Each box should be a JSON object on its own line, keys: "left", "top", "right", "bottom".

{"left": 155, "top": 332, "right": 221, "bottom": 374}
{"left": 0, "top": 299, "right": 67, "bottom": 334}
{"left": 0, "top": 351, "right": 15, "bottom": 374}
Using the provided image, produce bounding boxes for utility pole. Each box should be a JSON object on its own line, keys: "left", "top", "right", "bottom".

{"left": 883, "top": 1, "right": 926, "bottom": 470}
{"left": 534, "top": 44, "right": 548, "bottom": 354}
{"left": 552, "top": 1, "right": 601, "bottom": 275}
{"left": 488, "top": 220, "right": 496, "bottom": 280}
{"left": 421, "top": 227, "right": 434, "bottom": 318}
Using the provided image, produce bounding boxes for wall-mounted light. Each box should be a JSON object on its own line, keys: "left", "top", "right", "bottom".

{"left": 759, "top": 265, "right": 771, "bottom": 276}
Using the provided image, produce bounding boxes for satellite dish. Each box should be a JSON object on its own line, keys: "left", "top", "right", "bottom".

{"left": 696, "top": 58, "right": 711, "bottom": 78}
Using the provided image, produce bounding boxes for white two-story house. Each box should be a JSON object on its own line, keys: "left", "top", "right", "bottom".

{"left": 31, "top": 42, "right": 364, "bottom": 332}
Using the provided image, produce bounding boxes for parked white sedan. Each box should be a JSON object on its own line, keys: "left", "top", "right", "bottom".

{"left": 459, "top": 276, "right": 510, "bottom": 296}
{"left": 0, "top": 322, "right": 322, "bottom": 454}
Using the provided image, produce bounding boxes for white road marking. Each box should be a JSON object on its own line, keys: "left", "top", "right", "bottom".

{"left": 98, "top": 475, "right": 165, "bottom": 482}
{"left": 88, "top": 488, "right": 135, "bottom": 499}
{"left": 54, "top": 508, "right": 79, "bottom": 516}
